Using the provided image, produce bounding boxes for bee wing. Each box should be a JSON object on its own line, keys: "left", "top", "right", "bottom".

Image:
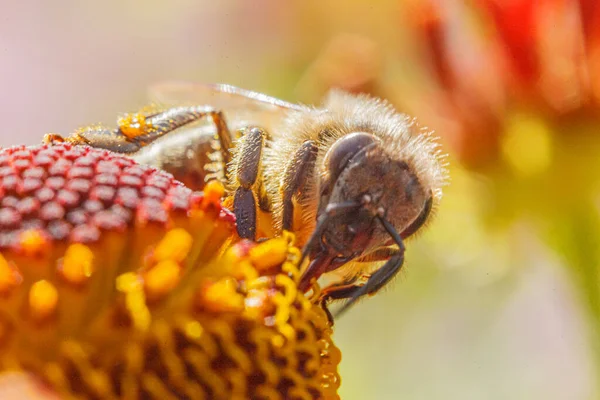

{"left": 148, "top": 81, "right": 306, "bottom": 132}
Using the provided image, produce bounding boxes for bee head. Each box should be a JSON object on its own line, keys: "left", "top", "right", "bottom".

{"left": 314, "top": 131, "right": 432, "bottom": 261}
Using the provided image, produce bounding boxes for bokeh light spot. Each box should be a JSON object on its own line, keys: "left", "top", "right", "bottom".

{"left": 501, "top": 112, "right": 553, "bottom": 177}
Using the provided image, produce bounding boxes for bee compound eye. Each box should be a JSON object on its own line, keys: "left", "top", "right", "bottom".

{"left": 323, "top": 132, "right": 378, "bottom": 181}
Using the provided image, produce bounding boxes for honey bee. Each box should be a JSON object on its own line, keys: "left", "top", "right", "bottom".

{"left": 47, "top": 82, "right": 448, "bottom": 316}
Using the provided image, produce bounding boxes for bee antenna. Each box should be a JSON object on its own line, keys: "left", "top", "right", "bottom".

{"left": 334, "top": 215, "right": 406, "bottom": 318}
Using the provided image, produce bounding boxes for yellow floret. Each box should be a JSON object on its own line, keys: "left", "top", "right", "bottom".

{"left": 144, "top": 260, "right": 181, "bottom": 301}
{"left": 249, "top": 237, "right": 289, "bottom": 272}
{"left": 153, "top": 228, "right": 193, "bottom": 264}
{"left": 60, "top": 243, "right": 94, "bottom": 285}
{"left": 0, "top": 211, "right": 341, "bottom": 399}
{"left": 199, "top": 277, "right": 245, "bottom": 313}
{"left": 28, "top": 280, "right": 58, "bottom": 322}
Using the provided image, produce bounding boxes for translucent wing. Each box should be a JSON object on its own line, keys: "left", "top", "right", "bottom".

{"left": 148, "top": 81, "right": 307, "bottom": 133}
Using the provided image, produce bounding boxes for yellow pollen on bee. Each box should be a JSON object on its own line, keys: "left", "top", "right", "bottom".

{"left": 200, "top": 278, "right": 244, "bottom": 313}
{"left": 19, "top": 229, "right": 48, "bottom": 256}
{"left": 0, "top": 254, "right": 21, "bottom": 295}
{"left": 144, "top": 260, "right": 181, "bottom": 300}
{"left": 222, "top": 196, "right": 234, "bottom": 210}
{"left": 202, "top": 180, "right": 225, "bottom": 209}
{"left": 153, "top": 229, "right": 193, "bottom": 263}
{"left": 42, "top": 133, "right": 66, "bottom": 144}
{"left": 117, "top": 113, "right": 151, "bottom": 138}
{"left": 28, "top": 280, "right": 58, "bottom": 322}
{"left": 249, "top": 238, "right": 289, "bottom": 272}
{"left": 60, "top": 244, "right": 94, "bottom": 285}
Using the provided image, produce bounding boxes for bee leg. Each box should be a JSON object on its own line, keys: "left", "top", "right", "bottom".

{"left": 255, "top": 178, "right": 272, "bottom": 212}
{"left": 140, "top": 107, "right": 234, "bottom": 165}
{"left": 319, "top": 247, "right": 402, "bottom": 302}
{"left": 54, "top": 107, "right": 235, "bottom": 159}
{"left": 234, "top": 187, "right": 258, "bottom": 240}
{"left": 332, "top": 215, "right": 406, "bottom": 317}
{"left": 232, "top": 127, "right": 268, "bottom": 240}
{"left": 321, "top": 282, "right": 365, "bottom": 301}
{"left": 44, "top": 128, "right": 142, "bottom": 154}
{"left": 281, "top": 140, "right": 318, "bottom": 231}
{"left": 318, "top": 279, "right": 374, "bottom": 325}
{"left": 320, "top": 299, "right": 336, "bottom": 326}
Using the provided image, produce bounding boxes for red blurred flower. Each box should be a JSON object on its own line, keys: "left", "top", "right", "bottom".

{"left": 408, "top": 0, "right": 600, "bottom": 166}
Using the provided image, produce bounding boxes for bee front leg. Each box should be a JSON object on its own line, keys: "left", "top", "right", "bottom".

{"left": 324, "top": 249, "right": 404, "bottom": 318}
{"left": 231, "top": 127, "right": 269, "bottom": 240}
{"left": 43, "top": 128, "right": 142, "bottom": 153}
{"left": 281, "top": 140, "right": 318, "bottom": 231}
{"left": 331, "top": 215, "right": 406, "bottom": 317}
{"left": 131, "top": 107, "right": 234, "bottom": 164}
{"left": 320, "top": 247, "right": 403, "bottom": 303}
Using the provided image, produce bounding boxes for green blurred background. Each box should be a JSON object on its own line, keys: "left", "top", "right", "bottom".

{"left": 2, "top": 1, "right": 600, "bottom": 399}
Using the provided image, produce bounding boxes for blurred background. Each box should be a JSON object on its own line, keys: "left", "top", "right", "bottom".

{"left": 2, "top": 0, "right": 600, "bottom": 399}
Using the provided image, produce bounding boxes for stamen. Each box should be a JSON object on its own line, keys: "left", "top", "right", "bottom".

{"left": 144, "top": 260, "right": 181, "bottom": 302}
{"left": 28, "top": 280, "right": 58, "bottom": 322}
{"left": 197, "top": 278, "right": 244, "bottom": 313}
{"left": 59, "top": 243, "right": 94, "bottom": 285}
{"left": 249, "top": 237, "right": 288, "bottom": 272}
{"left": 153, "top": 228, "right": 192, "bottom": 263}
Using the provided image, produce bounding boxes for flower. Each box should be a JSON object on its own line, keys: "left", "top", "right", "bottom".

{"left": 0, "top": 143, "right": 340, "bottom": 399}
{"left": 406, "top": 0, "right": 600, "bottom": 167}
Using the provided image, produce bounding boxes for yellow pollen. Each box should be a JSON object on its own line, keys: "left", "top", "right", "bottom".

{"left": 153, "top": 229, "right": 193, "bottom": 263}
{"left": 19, "top": 229, "right": 48, "bottom": 256}
{"left": 60, "top": 243, "right": 94, "bottom": 285}
{"left": 42, "top": 133, "right": 66, "bottom": 144}
{"left": 199, "top": 278, "right": 244, "bottom": 313}
{"left": 0, "top": 254, "right": 21, "bottom": 295}
{"left": 29, "top": 280, "right": 58, "bottom": 322}
{"left": 249, "top": 238, "right": 289, "bottom": 272}
{"left": 144, "top": 260, "right": 181, "bottom": 301}
{"left": 222, "top": 196, "right": 234, "bottom": 210}
{"left": 202, "top": 180, "right": 225, "bottom": 208}
{"left": 117, "top": 113, "right": 151, "bottom": 138}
